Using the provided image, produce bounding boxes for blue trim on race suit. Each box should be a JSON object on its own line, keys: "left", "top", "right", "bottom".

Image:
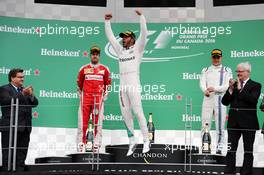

{"left": 218, "top": 66, "right": 225, "bottom": 144}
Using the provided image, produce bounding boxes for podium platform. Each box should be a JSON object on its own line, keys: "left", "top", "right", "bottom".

{"left": 105, "top": 144, "right": 199, "bottom": 163}
{"left": 68, "top": 153, "right": 113, "bottom": 163}
{"left": 190, "top": 153, "right": 225, "bottom": 165}
{"left": 2, "top": 144, "right": 263, "bottom": 175}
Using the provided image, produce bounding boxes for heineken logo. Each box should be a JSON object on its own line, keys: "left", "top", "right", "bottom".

{"left": 40, "top": 48, "right": 81, "bottom": 57}
{"left": 40, "top": 48, "right": 92, "bottom": 58}
{"left": 141, "top": 93, "right": 174, "bottom": 101}
{"left": 0, "top": 66, "right": 40, "bottom": 76}
{"left": 182, "top": 72, "right": 201, "bottom": 80}
{"left": 39, "top": 90, "right": 78, "bottom": 99}
{"left": 104, "top": 114, "right": 123, "bottom": 121}
{"left": 182, "top": 114, "right": 201, "bottom": 122}
{"left": 230, "top": 50, "right": 264, "bottom": 58}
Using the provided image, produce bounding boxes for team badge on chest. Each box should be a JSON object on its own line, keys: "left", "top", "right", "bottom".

{"left": 84, "top": 68, "right": 94, "bottom": 74}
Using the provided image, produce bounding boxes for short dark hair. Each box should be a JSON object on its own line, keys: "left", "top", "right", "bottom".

{"left": 8, "top": 68, "right": 24, "bottom": 82}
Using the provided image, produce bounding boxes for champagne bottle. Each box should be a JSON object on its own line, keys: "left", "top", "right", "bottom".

{"left": 85, "top": 123, "right": 94, "bottom": 152}
{"left": 202, "top": 123, "right": 211, "bottom": 154}
{"left": 147, "top": 113, "right": 155, "bottom": 143}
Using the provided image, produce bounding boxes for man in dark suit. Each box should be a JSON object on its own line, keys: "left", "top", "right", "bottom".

{"left": 222, "top": 62, "right": 261, "bottom": 175}
{"left": 0, "top": 68, "right": 38, "bottom": 171}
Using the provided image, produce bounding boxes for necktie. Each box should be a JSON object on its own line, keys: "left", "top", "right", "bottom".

{"left": 17, "top": 87, "right": 23, "bottom": 93}
{"left": 240, "top": 81, "right": 244, "bottom": 92}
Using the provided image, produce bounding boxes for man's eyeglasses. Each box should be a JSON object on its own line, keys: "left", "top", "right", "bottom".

{"left": 235, "top": 70, "right": 246, "bottom": 73}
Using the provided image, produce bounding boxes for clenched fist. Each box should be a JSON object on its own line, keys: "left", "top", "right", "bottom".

{"left": 135, "top": 10, "right": 142, "bottom": 16}
{"left": 105, "top": 13, "right": 112, "bottom": 20}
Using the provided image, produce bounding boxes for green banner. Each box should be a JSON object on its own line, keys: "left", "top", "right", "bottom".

{"left": 0, "top": 16, "right": 263, "bottom": 130}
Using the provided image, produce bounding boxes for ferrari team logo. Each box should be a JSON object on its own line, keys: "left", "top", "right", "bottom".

{"left": 84, "top": 68, "right": 94, "bottom": 74}
{"left": 98, "top": 70, "right": 105, "bottom": 74}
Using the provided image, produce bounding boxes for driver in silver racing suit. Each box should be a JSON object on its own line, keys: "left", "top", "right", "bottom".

{"left": 105, "top": 10, "right": 150, "bottom": 156}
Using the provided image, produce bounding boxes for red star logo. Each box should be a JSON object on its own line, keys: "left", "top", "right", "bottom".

{"left": 83, "top": 51, "right": 88, "bottom": 57}
{"left": 176, "top": 94, "right": 183, "bottom": 101}
{"left": 35, "top": 27, "right": 40, "bottom": 33}
{"left": 34, "top": 69, "right": 40, "bottom": 76}
{"left": 33, "top": 111, "right": 39, "bottom": 118}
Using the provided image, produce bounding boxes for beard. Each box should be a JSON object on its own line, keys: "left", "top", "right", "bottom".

{"left": 91, "top": 59, "right": 99, "bottom": 65}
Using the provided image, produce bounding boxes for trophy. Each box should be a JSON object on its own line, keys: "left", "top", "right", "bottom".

{"left": 85, "top": 123, "right": 94, "bottom": 152}
{"left": 147, "top": 113, "right": 155, "bottom": 144}
{"left": 202, "top": 123, "right": 211, "bottom": 154}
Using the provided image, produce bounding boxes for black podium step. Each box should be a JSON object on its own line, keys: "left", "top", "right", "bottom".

{"left": 67, "top": 153, "right": 113, "bottom": 163}
{"left": 190, "top": 153, "right": 225, "bottom": 165}
{"left": 105, "top": 144, "right": 199, "bottom": 163}
{"left": 35, "top": 156, "right": 72, "bottom": 164}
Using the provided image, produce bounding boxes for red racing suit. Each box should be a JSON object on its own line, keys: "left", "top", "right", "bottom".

{"left": 77, "top": 63, "right": 111, "bottom": 146}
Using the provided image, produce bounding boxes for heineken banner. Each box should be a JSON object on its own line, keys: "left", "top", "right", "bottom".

{"left": 0, "top": 16, "right": 264, "bottom": 131}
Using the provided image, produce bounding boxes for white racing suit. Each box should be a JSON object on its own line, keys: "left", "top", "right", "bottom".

{"left": 105, "top": 15, "right": 148, "bottom": 142}
{"left": 200, "top": 64, "right": 232, "bottom": 150}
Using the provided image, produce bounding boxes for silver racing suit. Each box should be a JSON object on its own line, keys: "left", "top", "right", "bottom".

{"left": 105, "top": 15, "right": 148, "bottom": 142}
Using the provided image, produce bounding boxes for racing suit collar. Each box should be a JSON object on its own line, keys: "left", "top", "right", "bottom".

{"left": 123, "top": 45, "right": 134, "bottom": 50}
{"left": 90, "top": 63, "right": 100, "bottom": 68}
{"left": 212, "top": 64, "right": 222, "bottom": 69}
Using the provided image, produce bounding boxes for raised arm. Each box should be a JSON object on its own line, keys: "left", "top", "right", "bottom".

{"left": 104, "top": 14, "right": 122, "bottom": 55}
{"left": 135, "top": 10, "right": 148, "bottom": 53}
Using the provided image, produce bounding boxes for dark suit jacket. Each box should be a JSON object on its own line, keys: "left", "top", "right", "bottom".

{"left": 0, "top": 84, "right": 38, "bottom": 132}
{"left": 222, "top": 79, "right": 262, "bottom": 130}
{"left": 260, "top": 98, "right": 264, "bottom": 112}
{"left": 260, "top": 98, "right": 264, "bottom": 133}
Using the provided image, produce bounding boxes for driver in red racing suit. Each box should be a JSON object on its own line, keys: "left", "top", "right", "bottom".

{"left": 77, "top": 46, "right": 111, "bottom": 152}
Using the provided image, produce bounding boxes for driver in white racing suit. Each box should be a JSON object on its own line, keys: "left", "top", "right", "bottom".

{"left": 200, "top": 49, "right": 233, "bottom": 154}
{"left": 104, "top": 10, "right": 150, "bottom": 156}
